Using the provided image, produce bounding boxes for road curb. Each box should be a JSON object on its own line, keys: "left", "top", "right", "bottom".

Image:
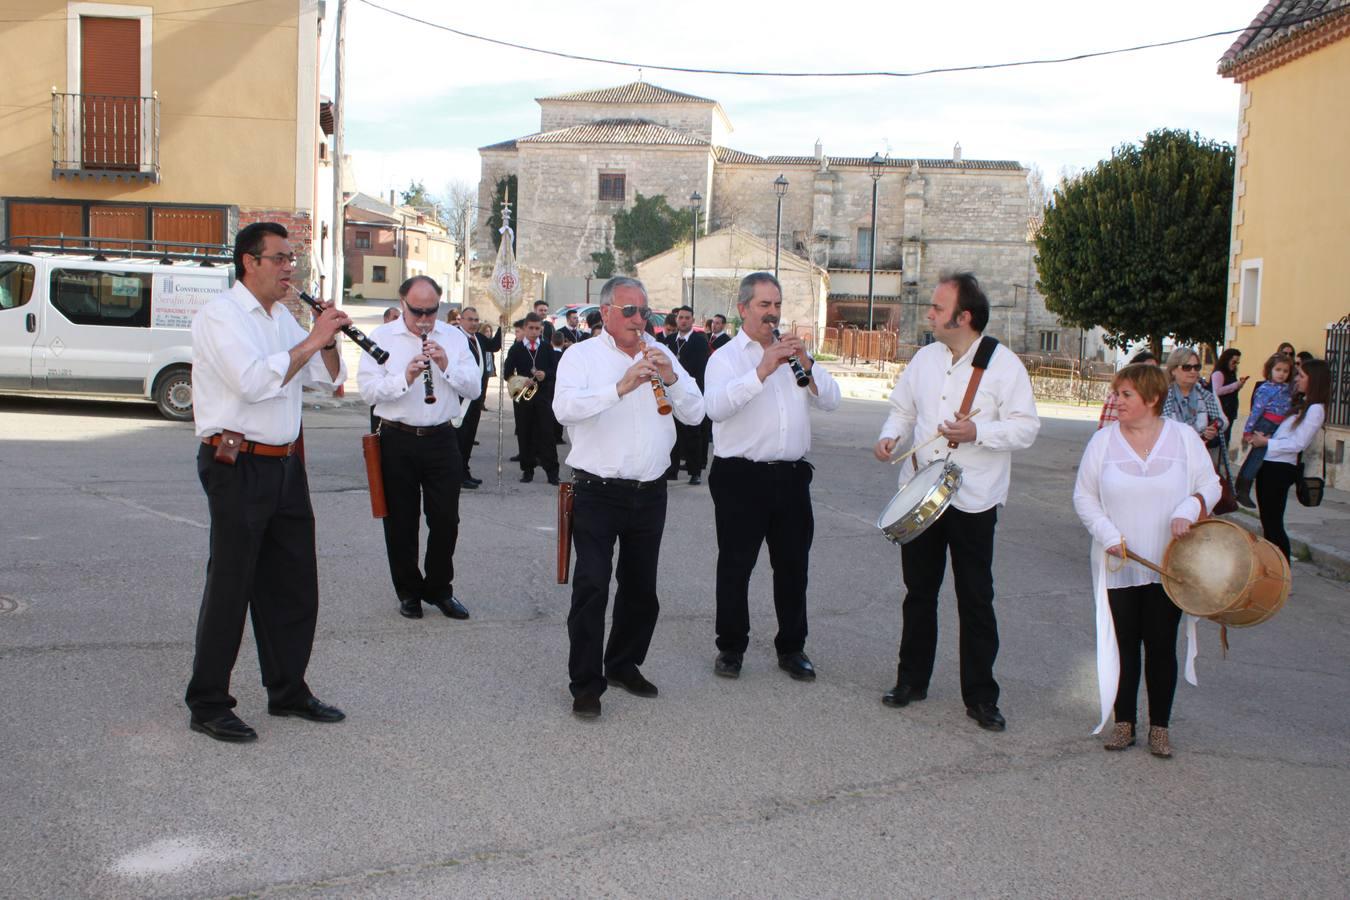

{"left": 1226, "top": 510, "right": 1350, "bottom": 581}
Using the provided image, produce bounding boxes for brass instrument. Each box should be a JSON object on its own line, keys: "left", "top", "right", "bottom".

{"left": 508, "top": 374, "right": 539, "bottom": 402}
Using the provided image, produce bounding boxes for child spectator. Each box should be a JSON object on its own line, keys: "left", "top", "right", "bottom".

{"left": 1235, "top": 353, "right": 1294, "bottom": 507}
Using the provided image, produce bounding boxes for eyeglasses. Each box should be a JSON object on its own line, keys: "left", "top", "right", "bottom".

{"left": 252, "top": 253, "right": 297, "bottom": 266}
{"left": 1179, "top": 363, "right": 1202, "bottom": 372}
{"left": 405, "top": 304, "right": 439, "bottom": 318}
{"left": 608, "top": 304, "right": 649, "bottom": 318}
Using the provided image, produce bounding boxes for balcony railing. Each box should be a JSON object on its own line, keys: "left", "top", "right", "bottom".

{"left": 51, "top": 89, "right": 160, "bottom": 183}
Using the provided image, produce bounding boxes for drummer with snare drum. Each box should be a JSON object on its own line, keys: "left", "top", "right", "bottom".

{"left": 872, "top": 272, "right": 1039, "bottom": 732}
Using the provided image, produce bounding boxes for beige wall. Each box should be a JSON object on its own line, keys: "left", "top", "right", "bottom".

{"left": 0, "top": 0, "right": 306, "bottom": 209}
{"left": 358, "top": 256, "right": 400, "bottom": 301}
{"left": 1225, "top": 36, "right": 1350, "bottom": 485}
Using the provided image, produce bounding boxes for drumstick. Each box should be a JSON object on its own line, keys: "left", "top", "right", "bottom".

{"left": 1122, "top": 548, "right": 1189, "bottom": 585}
{"left": 888, "top": 409, "right": 982, "bottom": 465}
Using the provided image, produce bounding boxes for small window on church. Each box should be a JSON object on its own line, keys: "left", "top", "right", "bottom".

{"left": 1039, "top": 331, "right": 1060, "bottom": 352}
{"left": 598, "top": 173, "right": 625, "bottom": 202}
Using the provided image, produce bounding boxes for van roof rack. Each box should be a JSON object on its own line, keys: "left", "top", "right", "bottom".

{"left": 1, "top": 235, "right": 233, "bottom": 266}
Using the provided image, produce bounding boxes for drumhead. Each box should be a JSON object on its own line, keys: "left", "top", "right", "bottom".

{"left": 1162, "top": 520, "right": 1257, "bottom": 617}
{"left": 879, "top": 460, "right": 948, "bottom": 527}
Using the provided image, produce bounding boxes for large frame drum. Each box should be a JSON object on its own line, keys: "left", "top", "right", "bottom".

{"left": 1160, "top": 519, "right": 1290, "bottom": 627}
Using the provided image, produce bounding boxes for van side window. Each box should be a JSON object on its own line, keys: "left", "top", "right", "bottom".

{"left": 0, "top": 262, "right": 36, "bottom": 310}
{"left": 50, "top": 269, "right": 151, "bottom": 328}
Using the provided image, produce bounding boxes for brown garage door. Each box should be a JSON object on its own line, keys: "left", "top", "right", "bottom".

{"left": 6, "top": 202, "right": 84, "bottom": 246}
{"left": 153, "top": 208, "right": 226, "bottom": 254}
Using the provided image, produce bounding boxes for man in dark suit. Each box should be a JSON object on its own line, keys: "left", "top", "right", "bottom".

{"left": 665, "top": 305, "right": 710, "bottom": 485}
{"left": 455, "top": 306, "right": 501, "bottom": 489}
{"left": 504, "top": 312, "right": 560, "bottom": 484}
{"left": 558, "top": 308, "right": 585, "bottom": 345}
{"left": 533, "top": 300, "right": 555, "bottom": 343}
{"left": 709, "top": 314, "right": 732, "bottom": 351}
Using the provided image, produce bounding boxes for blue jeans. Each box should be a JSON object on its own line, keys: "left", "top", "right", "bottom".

{"left": 1238, "top": 418, "right": 1279, "bottom": 481}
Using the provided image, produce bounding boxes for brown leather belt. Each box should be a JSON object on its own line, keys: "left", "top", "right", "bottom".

{"left": 202, "top": 434, "right": 298, "bottom": 458}
{"left": 380, "top": 419, "right": 454, "bottom": 436}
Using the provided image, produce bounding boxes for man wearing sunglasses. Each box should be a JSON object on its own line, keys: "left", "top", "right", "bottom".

{"left": 359, "top": 275, "right": 482, "bottom": 622}
{"left": 187, "top": 222, "right": 349, "bottom": 743}
{"left": 553, "top": 276, "right": 706, "bottom": 719}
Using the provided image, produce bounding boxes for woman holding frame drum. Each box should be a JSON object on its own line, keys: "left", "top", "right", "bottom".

{"left": 1073, "top": 363, "right": 1221, "bottom": 758}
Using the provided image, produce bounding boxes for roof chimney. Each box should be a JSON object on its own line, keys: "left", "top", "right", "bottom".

{"left": 814, "top": 138, "right": 823, "bottom": 161}
{"left": 390, "top": 189, "right": 396, "bottom": 205}
{"left": 952, "top": 142, "right": 962, "bottom": 162}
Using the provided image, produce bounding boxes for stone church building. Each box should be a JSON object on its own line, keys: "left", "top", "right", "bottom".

{"left": 477, "top": 81, "right": 1092, "bottom": 355}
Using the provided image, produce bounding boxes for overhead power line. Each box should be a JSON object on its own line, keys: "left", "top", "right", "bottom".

{"left": 357, "top": 1, "right": 1345, "bottom": 79}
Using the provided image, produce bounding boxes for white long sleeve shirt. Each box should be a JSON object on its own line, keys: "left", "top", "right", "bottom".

{"left": 358, "top": 318, "right": 481, "bottom": 426}
{"left": 1265, "top": 403, "right": 1325, "bottom": 464}
{"left": 704, "top": 330, "right": 841, "bottom": 461}
{"left": 191, "top": 282, "right": 346, "bottom": 444}
{"left": 553, "top": 331, "right": 705, "bottom": 482}
{"left": 877, "top": 339, "right": 1040, "bottom": 512}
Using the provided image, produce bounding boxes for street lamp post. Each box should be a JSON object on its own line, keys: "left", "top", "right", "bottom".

{"left": 772, "top": 173, "right": 789, "bottom": 282}
{"left": 689, "top": 191, "right": 702, "bottom": 316}
{"left": 866, "top": 153, "right": 886, "bottom": 331}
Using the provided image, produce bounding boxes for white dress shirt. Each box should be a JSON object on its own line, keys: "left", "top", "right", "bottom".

{"left": 1265, "top": 403, "right": 1325, "bottom": 465}
{"left": 191, "top": 281, "right": 346, "bottom": 444}
{"left": 878, "top": 339, "right": 1040, "bottom": 512}
{"left": 705, "top": 330, "right": 841, "bottom": 461}
{"left": 553, "top": 331, "right": 705, "bottom": 482}
{"left": 358, "top": 318, "right": 481, "bottom": 426}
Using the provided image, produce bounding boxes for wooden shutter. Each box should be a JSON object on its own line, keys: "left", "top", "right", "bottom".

{"left": 81, "top": 17, "right": 141, "bottom": 169}
{"left": 6, "top": 202, "right": 84, "bottom": 246}
{"left": 90, "top": 205, "right": 148, "bottom": 250}
{"left": 152, "top": 208, "right": 226, "bottom": 254}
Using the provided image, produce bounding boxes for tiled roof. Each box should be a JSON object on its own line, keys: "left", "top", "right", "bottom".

{"left": 1219, "top": 0, "right": 1350, "bottom": 74}
{"left": 517, "top": 118, "right": 709, "bottom": 146}
{"left": 537, "top": 81, "right": 715, "bottom": 105}
{"left": 714, "top": 147, "right": 1022, "bottom": 171}
{"left": 480, "top": 138, "right": 519, "bottom": 151}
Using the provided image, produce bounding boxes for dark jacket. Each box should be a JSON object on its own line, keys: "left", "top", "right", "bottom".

{"left": 504, "top": 337, "right": 558, "bottom": 400}
{"left": 668, "top": 330, "right": 710, "bottom": 392}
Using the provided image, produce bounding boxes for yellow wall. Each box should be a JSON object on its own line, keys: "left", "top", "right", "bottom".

{"left": 0, "top": 0, "right": 301, "bottom": 208}
{"left": 359, "top": 256, "right": 400, "bottom": 301}
{"left": 1227, "top": 36, "right": 1350, "bottom": 371}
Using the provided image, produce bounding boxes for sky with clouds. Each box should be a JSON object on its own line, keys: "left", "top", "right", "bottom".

{"left": 327, "top": 0, "right": 1248, "bottom": 201}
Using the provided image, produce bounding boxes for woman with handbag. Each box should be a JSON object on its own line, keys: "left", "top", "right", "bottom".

{"left": 1073, "top": 363, "right": 1221, "bottom": 759}
{"left": 1250, "top": 359, "right": 1330, "bottom": 562}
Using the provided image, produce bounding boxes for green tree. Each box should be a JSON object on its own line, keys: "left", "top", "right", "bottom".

{"left": 1035, "top": 129, "right": 1234, "bottom": 355}
{"left": 590, "top": 242, "right": 616, "bottom": 279}
{"left": 612, "top": 193, "right": 695, "bottom": 273}
{"left": 485, "top": 175, "right": 518, "bottom": 252}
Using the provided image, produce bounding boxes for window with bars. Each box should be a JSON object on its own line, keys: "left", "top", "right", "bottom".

{"left": 598, "top": 173, "right": 625, "bottom": 202}
{"left": 1039, "top": 331, "right": 1060, "bottom": 352}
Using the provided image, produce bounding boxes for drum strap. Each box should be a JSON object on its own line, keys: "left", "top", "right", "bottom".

{"left": 947, "top": 336, "right": 1000, "bottom": 450}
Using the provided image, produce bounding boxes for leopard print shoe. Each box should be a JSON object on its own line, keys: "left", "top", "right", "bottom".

{"left": 1148, "top": 725, "right": 1173, "bottom": 759}
{"left": 1103, "top": 721, "right": 1135, "bottom": 751}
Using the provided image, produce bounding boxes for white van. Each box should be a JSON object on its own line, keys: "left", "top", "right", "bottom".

{"left": 0, "top": 245, "right": 233, "bottom": 420}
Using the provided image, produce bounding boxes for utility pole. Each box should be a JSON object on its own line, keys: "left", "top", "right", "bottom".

{"left": 330, "top": 0, "right": 347, "bottom": 307}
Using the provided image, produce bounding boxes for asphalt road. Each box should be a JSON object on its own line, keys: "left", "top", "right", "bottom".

{"left": 0, "top": 389, "right": 1346, "bottom": 899}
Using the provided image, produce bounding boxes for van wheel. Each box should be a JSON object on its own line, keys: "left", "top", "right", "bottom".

{"left": 154, "top": 367, "right": 193, "bottom": 421}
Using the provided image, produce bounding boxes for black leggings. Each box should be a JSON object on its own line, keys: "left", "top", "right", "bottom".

{"left": 1108, "top": 583, "right": 1183, "bottom": 727}
{"left": 1256, "top": 460, "right": 1300, "bottom": 562}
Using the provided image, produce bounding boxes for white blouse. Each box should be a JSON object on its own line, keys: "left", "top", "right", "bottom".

{"left": 1265, "top": 404, "right": 1325, "bottom": 465}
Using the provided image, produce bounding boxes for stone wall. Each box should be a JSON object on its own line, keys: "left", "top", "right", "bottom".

{"left": 475, "top": 149, "right": 520, "bottom": 259}
{"left": 539, "top": 101, "right": 717, "bottom": 142}
{"left": 512, "top": 143, "right": 714, "bottom": 279}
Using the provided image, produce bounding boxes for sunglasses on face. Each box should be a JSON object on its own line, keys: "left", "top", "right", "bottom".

{"left": 612, "top": 304, "right": 649, "bottom": 318}
{"left": 1179, "top": 363, "right": 1202, "bottom": 372}
{"left": 405, "top": 304, "right": 439, "bottom": 318}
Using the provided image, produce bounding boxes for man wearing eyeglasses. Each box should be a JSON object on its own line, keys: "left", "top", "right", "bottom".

{"left": 553, "top": 276, "right": 705, "bottom": 719}
{"left": 187, "top": 221, "right": 349, "bottom": 743}
{"left": 359, "top": 275, "right": 482, "bottom": 621}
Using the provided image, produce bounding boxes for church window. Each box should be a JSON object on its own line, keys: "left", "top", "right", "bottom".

{"left": 857, "top": 228, "right": 874, "bottom": 268}
{"left": 598, "top": 172, "right": 626, "bottom": 202}
{"left": 1039, "top": 331, "right": 1060, "bottom": 352}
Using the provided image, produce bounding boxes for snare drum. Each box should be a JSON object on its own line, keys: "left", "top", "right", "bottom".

{"left": 877, "top": 458, "right": 963, "bottom": 545}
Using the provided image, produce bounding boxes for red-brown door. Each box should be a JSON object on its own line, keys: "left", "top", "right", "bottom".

{"left": 6, "top": 202, "right": 84, "bottom": 246}
{"left": 81, "top": 16, "right": 140, "bottom": 169}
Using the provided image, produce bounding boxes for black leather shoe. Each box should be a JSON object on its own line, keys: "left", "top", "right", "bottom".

{"left": 461, "top": 480, "right": 479, "bottom": 490}
{"left": 572, "top": 693, "right": 601, "bottom": 718}
{"left": 881, "top": 683, "right": 928, "bottom": 708}
{"left": 268, "top": 696, "right": 346, "bottom": 723}
{"left": 713, "top": 652, "right": 742, "bottom": 679}
{"left": 189, "top": 712, "right": 257, "bottom": 743}
{"left": 520, "top": 470, "right": 534, "bottom": 483}
{"left": 399, "top": 597, "right": 422, "bottom": 619}
{"left": 427, "top": 595, "right": 470, "bottom": 620}
{"left": 966, "top": 703, "right": 1007, "bottom": 731}
{"left": 546, "top": 473, "right": 560, "bottom": 486}
{"left": 606, "top": 667, "right": 658, "bottom": 697}
{"left": 778, "top": 652, "right": 816, "bottom": 681}
{"left": 688, "top": 474, "right": 702, "bottom": 486}
{"left": 509, "top": 454, "right": 521, "bottom": 462}
{"left": 463, "top": 475, "right": 482, "bottom": 486}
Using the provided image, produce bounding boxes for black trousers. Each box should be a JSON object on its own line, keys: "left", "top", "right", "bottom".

{"left": 379, "top": 426, "right": 462, "bottom": 604}
{"left": 1256, "top": 460, "right": 1299, "bottom": 562}
{"left": 668, "top": 419, "right": 708, "bottom": 476}
{"left": 186, "top": 444, "right": 318, "bottom": 717}
{"left": 567, "top": 479, "right": 667, "bottom": 698}
{"left": 514, "top": 395, "right": 558, "bottom": 475}
{"left": 456, "top": 377, "right": 489, "bottom": 476}
{"left": 897, "top": 506, "right": 1000, "bottom": 707}
{"left": 709, "top": 456, "right": 814, "bottom": 656}
{"left": 1108, "top": 582, "right": 1183, "bottom": 727}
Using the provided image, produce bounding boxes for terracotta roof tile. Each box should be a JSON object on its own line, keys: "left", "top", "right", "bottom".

{"left": 714, "top": 147, "right": 1022, "bottom": 171}
{"left": 1219, "top": 0, "right": 1350, "bottom": 73}
{"left": 518, "top": 118, "right": 709, "bottom": 146}
{"left": 537, "top": 82, "right": 716, "bottom": 105}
